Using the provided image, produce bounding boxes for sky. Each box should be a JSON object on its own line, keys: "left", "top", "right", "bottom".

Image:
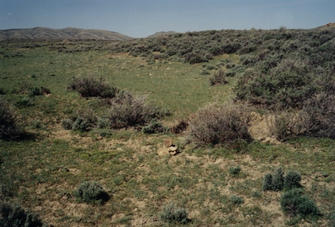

{"left": 0, "top": 0, "right": 335, "bottom": 38}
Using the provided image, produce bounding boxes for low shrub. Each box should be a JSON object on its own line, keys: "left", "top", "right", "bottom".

{"left": 330, "top": 209, "right": 335, "bottom": 227}
{"left": 61, "top": 119, "right": 73, "bottom": 130}
{"left": 284, "top": 171, "right": 302, "bottom": 190}
{"left": 229, "top": 166, "right": 241, "bottom": 176}
{"left": 263, "top": 168, "right": 284, "bottom": 191}
{"left": 170, "top": 120, "right": 189, "bottom": 134}
{"left": 69, "top": 77, "right": 119, "bottom": 98}
{"left": 209, "top": 69, "right": 228, "bottom": 86}
{"left": 65, "top": 110, "right": 97, "bottom": 132}
{"left": 0, "top": 99, "right": 22, "bottom": 140}
{"left": 0, "top": 203, "right": 44, "bottom": 227}
{"left": 300, "top": 93, "right": 335, "bottom": 138}
{"left": 142, "top": 120, "right": 166, "bottom": 134}
{"left": 160, "top": 203, "right": 190, "bottom": 224}
{"left": 16, "top": 96, "right": 34, "bottom": 107}
{"left": 230, "top": 195, "right": 244, "bottom": 205}
{"left": 74, "top": 181, "right": 109, "bottom": 204}
{"left": 272, "top": 168, "right": 285, "bottom": 191}
{"left": 108, "top": 93, "right": 165, "bottom": 129}
{"left": 188, "top": 103, "right": 251, "bottom": 145}
{"left": 280, "top": 189, "right": 321, "bottom": 219}
{"left": 0, "top": 88, "right": 6, "bottom": 95}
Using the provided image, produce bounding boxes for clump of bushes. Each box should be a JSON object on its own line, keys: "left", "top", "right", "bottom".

{"left": 62, "top": 109, "right": 97, "bottom": 132}
{"left": 69, "top": 77, "right": 119, "bottom": 98}
{"left": 236, "top": 59, "right": 316, "bottom": 109}
{"left": 280, "top": 188, "right": 321, "bottom": 219}
{"left": 299, "top": 93, "right": 335, "bottom": 139}
{"left": 142, "top": 120, "right": 166, "bottom": 134}
{"left": 108, "top": 92, "right": 166, "bottom": 129}
{"left": 0, "top": 203, "right": 44, "bottom": 227}
{"left": 209, "top": 69, "right": 228, "bottom": 86}
{"left": 28, "top": 86, "right": 51, "bottom": 97}
{"left": 188, "top": 103, "right": 251, "bottom": 145}
{"left": 263, "top": 168, "right": 301, "bottom": 191}
{"left": 74, "top": 181, "right": 109, "bottom": 204}
{"left": 0, "top": 99, "right": 23, "bottom": 140}
{"left": 160, "top": 203, "right": 190, "bottom": 224}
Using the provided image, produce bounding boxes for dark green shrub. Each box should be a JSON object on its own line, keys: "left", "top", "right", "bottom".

{"left": 263, "top": 174, "right": 273, "bottom": 191}
{"left": 272, "top": 168, "right": 285, "bottom": 191}
{"left": 229, "top": 166, "right": 241, "bottom": 176}
{"left": 0, "top": 203, "right": 44, "bottom": 227}
{"left": 74, "top": 181, "right": 109, "bottom": 204}
{"left": 209, "top": 69, "right": 227, "bottom": 86}
{"left": 61, "top": 119, "right": 73, "bottom": 130}
{"left": 28, "top": 87, "right": 43, "bottom": 96}
{"left": 16, "top": 96, "right": 34, "bottom": 107}
{"left": 262, "top": 168, "right": 284, "bottom": 191}
{"left": 142, "top": 120, "right": 166, "bottom": 134}
{"left": 97, "top": 117, "right": 110, "bottom": 129}
{"left": 188, "top": 103, "right": 251, "bottom": 145}
{"left": 280, "top": 189, "right": 320, "bottom": 218}
{"left": 160, "top": 203, "right": 190, "bottom": 224}
{"left": 69, "top": 77, "right": 119, "bottom": 98}
{"left": 230, "top": 195, "right": 244, "bottom": 205}
{"left": 109, "top": 93, "right": 165, "bottom": 129}
{"left": 0, "top": 99, "right": 22, "bottom": 140}
{"left": 184, "top": 51, "right": 212, "bottom": 64}
{"left": 284, "top": 171, "right": 302, "bottom": 190}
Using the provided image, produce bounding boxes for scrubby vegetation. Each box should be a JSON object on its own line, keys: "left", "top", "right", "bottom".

{"left": 0, "top": 98, "right": 22, "bottom": 140}
{"left": 1, "top": 26, "right": 335, "bottom": 226}
{"left": 188, "top": 103, "right": 251, "bottom": 145}
{"left": 0, "top": 203, "right": 44, "bottom": 227}
{"left": 160, "top": 203, "right": 190, "bottom": 224}
{"left": 74, "top": 181, "right": 109, "bottom": 204}
{"left": 280, "top": 189, "right": 320, "bottom": 219}
{"left": 69, "top": 77, "right": 119, "bottom": 98}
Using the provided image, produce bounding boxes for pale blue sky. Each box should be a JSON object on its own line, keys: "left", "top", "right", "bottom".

{"left": 0, "top": 0, "right": 334, "bottom": 37}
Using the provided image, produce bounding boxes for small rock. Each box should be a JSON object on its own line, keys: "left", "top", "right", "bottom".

{"left": 168, "top": 144, "right": 180, "bottom": 156}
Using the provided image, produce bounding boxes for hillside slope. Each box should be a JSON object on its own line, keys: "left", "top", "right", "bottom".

{"left": 0, "top": 27, "right": 132, "bottom": 41}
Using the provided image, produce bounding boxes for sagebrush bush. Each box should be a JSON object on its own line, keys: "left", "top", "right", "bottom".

{"left": 142, "top": 120, "right": 166, "bottom": 134}
{"left": 0, "top": 99, "right": 22, "bottom": 140}
{"left": 230, "top": 195, "right": 244, "bottom": 205}
{"left": 160, "top": 203, "right": 190, "bottom": 224}
{"left": 188, "top": 103, "right": 251, "bottom": 145}
{"left": 263, "top": 168, "right": 284, "bottom": 191}
{"left": 71, "top": 110, "right": 97, "bottom": 132}
{"left": 229, "top": 166, "right": 241, "bottom": 176}
{"left": 0, "top": 203, "right": 44, "bottom": 227}
{"left": 61, "top": 119, "right": 73, "bottom": 130}
{"left": 209, "top": 69, "right": 227, "bottom": 86}
{"left": 300, "top": 93, "right": 335, "bottom": 138}
{"left": 69, "top": 77, "right": 119, "bottom": 98}
{"left": 280, "top": 189, "right": 320, "bottom": 218}
{"left": 235, "top": 59, "right": 317, "bottom": 109}
{"left": 75, "top": 181, "right": 109, "bottom": 204}
{"left": 108, "top": 93, "right": 165, "bottom": 129}
{"left": 330, "top": 209, "right": 335, "bottom": 227}
{"left": 170, "top": 120, "right": 189, "bottom": 134}
{"left": 284, "top": 171, "right": 302, "bottom": 190}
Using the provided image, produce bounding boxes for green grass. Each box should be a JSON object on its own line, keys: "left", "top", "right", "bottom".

{"left": 0, "top": 41, "right": 334, "bottom": 226}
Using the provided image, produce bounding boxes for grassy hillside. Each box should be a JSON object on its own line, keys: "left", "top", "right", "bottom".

{"left": 0, "top": 27, "right": 133, "bottom": 41}
{"left": 0, "top": 27, "right": 335, "bottom": 226}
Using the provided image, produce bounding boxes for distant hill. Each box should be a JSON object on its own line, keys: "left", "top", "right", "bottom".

{"left": 0, "top": 27, "right": 132, "bottom": 41}
{"left": 148, "top": 31, "right": 177, "bottom": 38}
{"left": 315, "top": 23, "right": 335, "bottom": 30}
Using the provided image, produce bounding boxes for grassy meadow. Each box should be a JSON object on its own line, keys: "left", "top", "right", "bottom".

{"left": 1, "top": 33, "right": 335, "bottom": 226}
